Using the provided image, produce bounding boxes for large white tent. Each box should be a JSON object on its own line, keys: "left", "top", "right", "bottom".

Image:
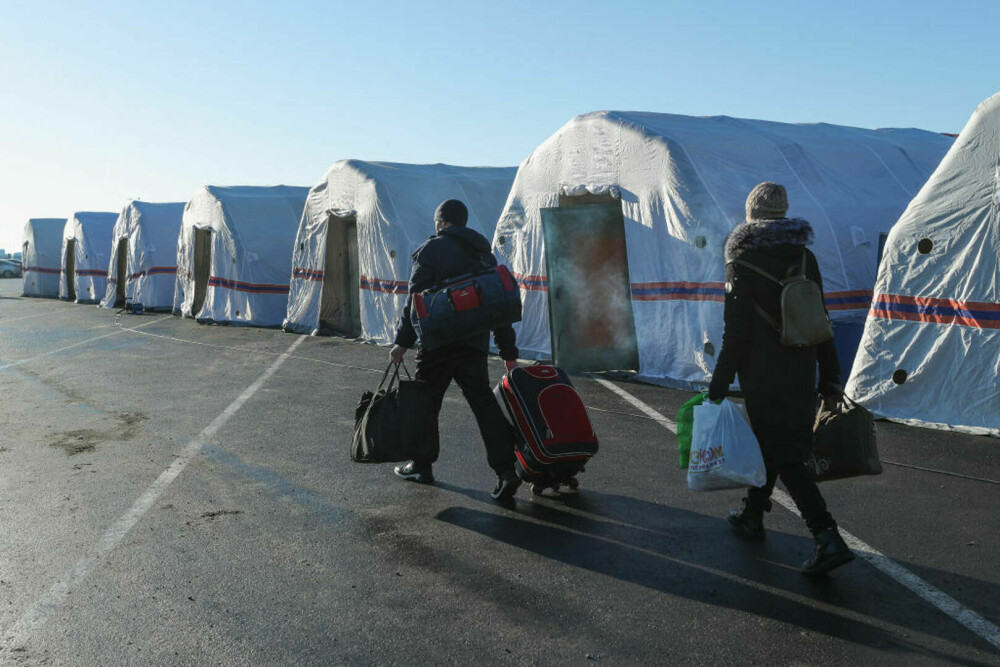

{"left": 283, "top": 160, "right": 516, "bottom": 342}
{"left": 100, "top": 201, "right": 185, "bottom": 311}
{"left": 493, "top": 110, "right": 953, "bottom": 385}
{"left": 174, "top": 185, "right": 309, "bottom": 327}
{"left": 847, "top": 92, "right": 1000, "bottom": 437}
{"left": 60, "top": 212, "right": 118, "bottom": 304}
{"left": 21, "top": 218, "right": 66, "bottom": 297}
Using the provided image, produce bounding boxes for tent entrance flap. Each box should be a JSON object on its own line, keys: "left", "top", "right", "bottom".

{"left": 319, "top": 214, "right": 361, "bottom": 337}
{"left": 540, "top": 200, "right": 639, "bottom": 373}
{"left": 192, "top": 228, "right": 212, "bottom": 316}
{"left": 114, "top": 238, "right": 127, "bottom": 307}
{"left": 64, "top": 239, "right": 76, "bottom": 301}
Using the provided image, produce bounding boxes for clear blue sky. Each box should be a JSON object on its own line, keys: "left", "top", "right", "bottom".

{"left": 1, "top": 0, "right": 996, "bottom": 252}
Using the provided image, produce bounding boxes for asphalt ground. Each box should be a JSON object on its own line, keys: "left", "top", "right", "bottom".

{"left": 1, "top": 276, "right": 998, "bottom": 666}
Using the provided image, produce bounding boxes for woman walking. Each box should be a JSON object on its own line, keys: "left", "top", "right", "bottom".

{"left": 708, "top": 182, "right": 853, "bottom": 576}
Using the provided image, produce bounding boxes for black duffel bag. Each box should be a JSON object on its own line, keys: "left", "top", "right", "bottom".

{"left": 352, "top": 361, "right": 438, "bottom": 464}
{"left": 410, "top": 264, "right": 522, "bottom": 351}
{"left": 808, "top": 395, "right": 882, "bottom": 481}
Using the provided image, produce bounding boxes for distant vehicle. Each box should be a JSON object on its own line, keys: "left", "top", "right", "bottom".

{"left": 0, "top": 259, "right": 22, "bottom": 278}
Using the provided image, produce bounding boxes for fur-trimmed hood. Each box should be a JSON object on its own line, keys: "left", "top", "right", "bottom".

{"left": 723, "top": 218, "right": 814, "bottom": 262}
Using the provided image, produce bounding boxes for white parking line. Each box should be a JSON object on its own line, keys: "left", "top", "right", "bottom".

{"left": 0, "top": 310, "right": 67, "bottom": 325}
{"left": 591, "top": 378, "right": 677, "bottom": 432}
{"left": 0, "top": 335, "right": 305, "bottom": 653}
{"left": 0, "top": 317, "right": 169, "bottom": 372}
{"left": 592, "top": 378, "right": 1000, "bottom": 652}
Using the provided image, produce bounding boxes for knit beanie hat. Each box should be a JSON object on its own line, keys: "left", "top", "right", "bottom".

{"left": 434, "top": 199, "right": 468, "bottom": 226}
{"left": 745, "top": 182, "right": 788, "bottom": 221}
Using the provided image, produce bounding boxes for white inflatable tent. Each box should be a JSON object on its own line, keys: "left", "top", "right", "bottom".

{"left": 100, "top": 201, "right": 185, "bottom": 311}
{"left": 60, "top": 212, "right": 118, "bottom": 304}
{"left": 174, "top": 185, "right": 309, "bottom": 327}
{"left": 847, "top": 92, "right": 1000, "bottom": 437}
{"left": 284, "top": 160, "right": 516, "bottom": 342}
{"left": 21, "top": 218, "right": 66, "bottom": 297}
{"left": 493, "top": 110, "right": 953, "bottom": 385}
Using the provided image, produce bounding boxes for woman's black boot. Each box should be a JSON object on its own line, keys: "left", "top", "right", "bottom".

{"left": 728, "top": 498, "right": 766, "bottom": 540}
{"left": 801, "top": 526, "right": 854, "bottom": 576}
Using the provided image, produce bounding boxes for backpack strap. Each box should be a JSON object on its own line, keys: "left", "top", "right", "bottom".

{"left": 730, "top": 258, "right": 781, "bottom": 285}
{"left": 446, "top": 234, "right": 492, "bottom": 272}
{"left": 728, "top": 258, "right": 782, "bottom": 332}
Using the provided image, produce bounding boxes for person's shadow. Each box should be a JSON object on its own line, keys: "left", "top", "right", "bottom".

{"left": 433, "top": 482, "right": 993, "bottom": 663}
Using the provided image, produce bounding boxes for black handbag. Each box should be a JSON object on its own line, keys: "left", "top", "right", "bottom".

{"left": 808, "top": 395, "right": 882, "bottom": 481}
{"left": 352, "top": 361, "right": 439, "bottom": 464}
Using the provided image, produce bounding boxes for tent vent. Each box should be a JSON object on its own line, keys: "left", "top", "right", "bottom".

{"left": 892, "top": 369, "right": 908, "bottom": 385}
{"left": 497, "top": 235, "right": 507, "bottom": 246}
{"left": 390, "top": 250, "right": 397, "bottom": 259}
{"left": 694, "top": 235, "right": 706, "bottom": 248}
{"left": 917, "top": 238, "right": 933, "bottom": 254}
{"left": 703, "top": 341, "right": 715, "bottom": 356}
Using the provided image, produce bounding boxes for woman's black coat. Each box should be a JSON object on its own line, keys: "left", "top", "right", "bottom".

{"left": 708, "top": 218, "right": 841, "bottom": 468}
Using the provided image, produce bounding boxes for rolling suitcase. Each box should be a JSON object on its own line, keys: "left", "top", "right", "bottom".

{"left": 494, "top": 365, "right": 598, "bottom": 495}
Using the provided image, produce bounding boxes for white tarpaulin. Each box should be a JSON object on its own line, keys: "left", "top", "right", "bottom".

{"left": 60, "top": 212, "right": 118, "bottom": 304}
{"left": 21, "top": 218, "right": 66, "bottom": 297}
{"left": 100, "top": 201, "right": 185, "bottom": 311}
{"left": 174, "top": 185, "right": 309, "bottom": 327}
{"left": 847, "top": 92, "right": 1000, "bottom": 437}
{"left": 494, "top": 110, "right": 953, "bottom": 386}
{"left": 284, "top": 161, "right": 516, "bottom": 342}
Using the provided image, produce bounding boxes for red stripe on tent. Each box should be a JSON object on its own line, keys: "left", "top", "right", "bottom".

{"left": 207, "top": 276, "right": 289, "bottom": 295}
{"left": 292, "top": 267, "right": 324, "bottom": 282}
{"left": 24, "top": 266, "right": 61, "bottom": 275}
{"left": 359, "top": 275, "right": 408, "bottom": 295}
{"left": 75, "top": 269, "right": 107, "bottom": 277}
{"left": 512, "top": 272, "right": 548, "bottom": 292}
{"left": 870, "top": 293, "right": 1000, "bottom": 330}
{"left": 632, "top": 281, "right": 725, "bottom": 290}
{"left": 631, "top": 293, "right": 725, "bottom": 303}
{"left": 825, "top": 290, "right": 874, "bottom": 311}
{"left": 878, "top": 293, "right": 1000, "bottom": 312}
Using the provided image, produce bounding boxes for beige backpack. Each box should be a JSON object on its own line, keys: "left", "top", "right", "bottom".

{"left": 730, "top": 253, "right": 834, "bottom": 347}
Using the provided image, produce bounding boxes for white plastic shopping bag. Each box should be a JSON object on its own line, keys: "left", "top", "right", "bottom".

{"left": 687, "top": 399, "right": 766, "bottom": 491}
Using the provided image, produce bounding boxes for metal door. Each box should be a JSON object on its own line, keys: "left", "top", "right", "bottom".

{"left": 192, "top": 228, "right": 212, "bottom": 316}
{"left": 320, "top": 215, "right": 362, "bottom": 337}
{"left": 540, "top": 202, "right": 639, "bottom": 372}
{"left": 64, "top": 240, "right": 76, "bottom": 301}
{"left": 115, "top": 238, "right": 127, "bottom": 306}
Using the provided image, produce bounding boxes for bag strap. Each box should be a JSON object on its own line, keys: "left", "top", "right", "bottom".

{"left": 378, "top": 361, "right": 407, "bottom": 393}
{"left": 728, "top": 259, "right": 781, "bottom": 332}
{"left": 751, "top": 302, "right": 781, "bottom": 332}
{"left": 446, "top": 234, "right": 492, "bottom": 273}
{"left": 730, "top": 258, "right": 781, "bottom": 285}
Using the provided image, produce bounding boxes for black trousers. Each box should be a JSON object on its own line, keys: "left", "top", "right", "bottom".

{"left": 747, "top": 462, "right": 835, "bottom": 535}
{"left": 413, "top": 345, "right": 515, "bottom": 475}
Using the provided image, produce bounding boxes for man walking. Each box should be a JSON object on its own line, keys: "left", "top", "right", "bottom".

{"left": 390, "top": 199, "right": 522, "bottom": 502}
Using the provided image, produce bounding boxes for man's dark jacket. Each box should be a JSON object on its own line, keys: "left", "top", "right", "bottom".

{"left": 394, "top": 225, "right": 518, "bottom": 360}
{"left": 708, "top": 218, "right": 840, "bottom": 467}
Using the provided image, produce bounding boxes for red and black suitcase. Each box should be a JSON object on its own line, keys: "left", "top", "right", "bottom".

{"left": 494, "top": 365, "right": 598, "bottom": 494}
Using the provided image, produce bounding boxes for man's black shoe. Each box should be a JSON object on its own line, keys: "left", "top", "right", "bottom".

{"left": 728, "top": 498, "right": 765, "bottom": 540}
{"left": 801, "top": 526, "right": 854, "bottom": 577}
{"left": 394, "top": 461, "right": 434, "bottom": 485}
{"left": 490, "top": 471, "right": 521, "bottom": 502}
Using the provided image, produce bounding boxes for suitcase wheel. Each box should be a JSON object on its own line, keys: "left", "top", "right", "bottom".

{"left": 530, "top": 483, "right": 545, "bottom": 496}
{"left": 566, "top": 477, "right": 579, "bottom": 490}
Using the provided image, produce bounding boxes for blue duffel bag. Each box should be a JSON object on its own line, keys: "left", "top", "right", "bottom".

{"left": 411, "top": 265, "right": 522, "bottom": 350}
